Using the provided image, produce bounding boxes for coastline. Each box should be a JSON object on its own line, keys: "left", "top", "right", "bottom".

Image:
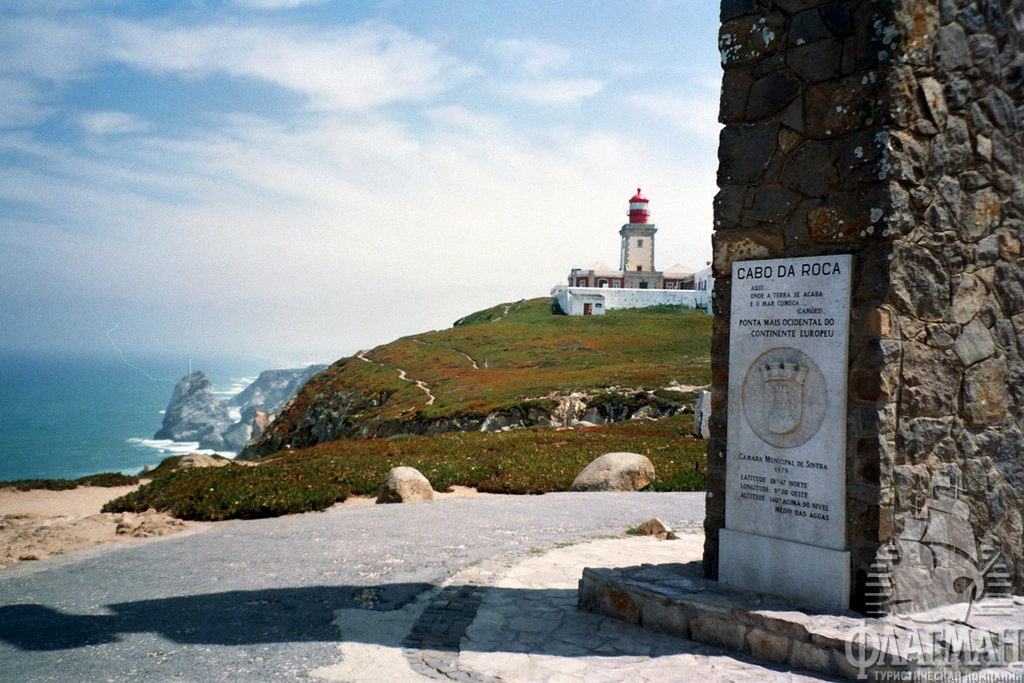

{"left": 0, "top": 350, "right": 276, "bottom": 483}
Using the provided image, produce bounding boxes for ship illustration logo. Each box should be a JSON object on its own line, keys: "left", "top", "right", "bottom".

{"left": 865, "top": 475, "right": 1013, "bottom": 622}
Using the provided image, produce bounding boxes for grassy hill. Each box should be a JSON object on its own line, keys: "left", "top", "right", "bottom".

{"left": 104, "top": 298, "right": 713, "bottom": 521}
{"left": 243, "top": 298, "right": 712, "bottom": 457}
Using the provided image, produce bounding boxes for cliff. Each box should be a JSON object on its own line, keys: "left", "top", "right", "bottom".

{"left": 154, "top": 365, "right": 327, "bottom": 451}
{"left": 227, "top": 366, "right": 326, "bottom": 413}
{"left": 154, "top": 372, "right": 233, "bottom": 449}
{"left": 239, "top": 298, "right": 711, "bottom": 460}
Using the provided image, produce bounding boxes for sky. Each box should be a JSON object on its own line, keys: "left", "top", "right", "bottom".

{"left": 0, "top": 0, "right": 723, "bottom": 365}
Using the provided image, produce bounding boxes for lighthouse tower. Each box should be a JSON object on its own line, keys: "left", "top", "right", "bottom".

{"left": 619, "top": 188, "right": 658, "bottom": 288}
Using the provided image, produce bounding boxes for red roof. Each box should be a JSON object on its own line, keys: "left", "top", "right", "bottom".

{"left": 629, "top": 187, "right": 648, "bottom": 203}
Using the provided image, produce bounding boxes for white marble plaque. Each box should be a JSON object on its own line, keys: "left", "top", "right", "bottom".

{"left": 724, "top": 255, "right": 852, "bottom": 551}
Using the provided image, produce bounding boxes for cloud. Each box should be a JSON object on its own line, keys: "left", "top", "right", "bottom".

{"left": 497, "top": 78, "right": 604, "bottom": 105}
{"left": 0, "top": 16, "right": 475, "bottom": 118}
{"left": 0, "top": 16, "right": 108, "bottom": 127}
{"left": 0, "top": 8, "right": 718, "bottom": 357}
{"left": 1, "top": 97, "right": 713, "bottom": 357}
{"left": 623, "top": 91, "right": 722, "bottom": 140}
{"left": 78, "top": 110, "right": 151, "bottom": 136}
{"left": 0, "top": 77, "right": 53, "bottom": 128}
{"left": 104, "top": 20, "right": 475, "bottom": 111}
{"left": 232, "top": 0, "right": 328, "bottom": 9}
{"left": 0, "top": 17, "right": 104, "bottom": 81}
{"left": 487, "top": 38, "right": 570, "bottom": 75}
{"left": 424, "top": 106, "right": 504, "bottom": 137}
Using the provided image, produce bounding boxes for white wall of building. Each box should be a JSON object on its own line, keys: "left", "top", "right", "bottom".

{"left": 554, "top": 287, "right": 710, "bottom": 316}
{"left": 694, "top": 265, "right": 714, "bottom": 292}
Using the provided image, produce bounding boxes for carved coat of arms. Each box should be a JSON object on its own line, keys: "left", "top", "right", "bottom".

{"left": 758, "top": 362, "right": 809, "bottom": 435}
{"left": 741, "top": 347, "right": 826, "bottom": 449}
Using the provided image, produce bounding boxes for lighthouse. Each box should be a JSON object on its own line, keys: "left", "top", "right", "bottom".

{"left": 619, "top": 188, "right": 657, "bottom": 288}
{"left": 555, "top": 185, "right": 709, "bottom": 315}
{"left": 627, "top": 187, "right": 650, "bottom": 223}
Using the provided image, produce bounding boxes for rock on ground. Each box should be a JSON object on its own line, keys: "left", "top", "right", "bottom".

{"left": 633, "top": 517, "right": 679, "bottom": 540}
{"left": 174, "top": 453, "right": 232, "bottom": 470}
{"left": 570, "top": 452, "right": 655, "bottom": 492}
{"left": 376, "top": 467, "right": 434, "bottom": 504}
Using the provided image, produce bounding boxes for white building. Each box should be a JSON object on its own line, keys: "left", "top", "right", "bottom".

{"left": 555, "top": 188, "right": 710, "bottom": 315}
{"left": 553, "top": 286, "right": 709, "bottom": 316}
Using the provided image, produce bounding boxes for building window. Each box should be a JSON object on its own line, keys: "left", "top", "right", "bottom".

{"left": 666, "top": 282, "right": 675, "bottom": 289}
{"left": 639, "top": 281, "right": 648, "bottom": 289}
{"left": 636, "top": 265, "right": 642, "bottom": 271}
{"left": 576, "top": 278, "right": 588, "bottom": 286}
{"left": 637, "top": 239, "right": 644, "bottom": 247}
{"left": 598, "top": 279, "right": 608, "bottom": 288}
{"left": 612, "top": 281, "right": 621, "bottom": 288}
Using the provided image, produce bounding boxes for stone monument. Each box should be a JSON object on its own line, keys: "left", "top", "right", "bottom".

{"left": 705, "top": 0, "right": 1023, "bottom": 614}
{"left": 720, "top": 254, "right": 853, "bottom": 609}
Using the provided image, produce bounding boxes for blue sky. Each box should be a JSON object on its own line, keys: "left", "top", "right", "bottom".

{"left": 1, "top": 0, "right": 722, "bottom": 363}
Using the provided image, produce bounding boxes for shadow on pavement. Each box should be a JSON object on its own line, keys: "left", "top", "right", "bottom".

{"left": 0, "top": 582, "right": 836, "bottom": 680}
{"left": 0, "top": 583, "right": 431, "bottom": 651}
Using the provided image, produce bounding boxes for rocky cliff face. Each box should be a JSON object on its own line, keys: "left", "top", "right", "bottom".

{"left": 237, "top": 383, "right": 693, "bottom": 460}
{"left": 154, "top": 365, "right": 328, "bottom": 452}
{"left": 227, "top": 366, "right": 327, "bottom": 412}
{"left": 154, "top": 372, "right": 233, "bottom": 449}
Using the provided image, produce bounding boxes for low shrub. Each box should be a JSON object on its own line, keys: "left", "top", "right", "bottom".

{"left": 103, "top": 416, "right": 707, "bottom": 521}
{"left": 1, "top": 472, "right": 139, "bottom": 492}
{"left": 75, "top": 472, "right": 139, "bottom": 487}
{"left": 103, "top": 464, "right": 350, "bottom": 521}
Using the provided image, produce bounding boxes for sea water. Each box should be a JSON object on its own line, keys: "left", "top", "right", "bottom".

{"left": 0, "top": 351, "right": 291, "bottom": 481}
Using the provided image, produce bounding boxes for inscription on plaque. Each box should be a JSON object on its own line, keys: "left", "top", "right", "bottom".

{"left": 725, "top": 255, "right": 852, "bottom": 551}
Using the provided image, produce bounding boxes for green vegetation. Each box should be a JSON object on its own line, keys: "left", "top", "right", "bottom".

{"left": 1, "top": 472, "right": 139, "bottom": 492}
{"left": 104, "top": 416, "right": 707, "bottom": 521}
{"left": 260, "top": 299, "right": 712, "bottom": 451}
{"left": 98, "top": 299, "right": 712, "bottom": 522}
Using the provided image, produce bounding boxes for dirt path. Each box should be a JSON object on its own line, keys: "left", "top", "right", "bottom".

{"left": 396, "top": 368, "right": 436, "bottom": 406}
{"left": 454, "top": 349, "right": 479, "bottom": 370}
{"left": 357, "top": 349, "right": 438, "bottom": 406}
{"left": 491, "top": 304, "right": 514, "bottom": 323}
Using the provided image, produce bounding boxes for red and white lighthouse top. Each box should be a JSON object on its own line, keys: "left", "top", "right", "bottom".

{"left": 628, "top": 187, "right": 650, "bottom": 223}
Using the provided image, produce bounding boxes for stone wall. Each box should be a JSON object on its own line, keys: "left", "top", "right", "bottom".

{"left": 705, "top": 0, "right": 1024, "bottom": 612}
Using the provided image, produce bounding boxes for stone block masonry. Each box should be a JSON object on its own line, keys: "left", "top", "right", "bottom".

{"left": 705, "top": 0, "right": 1024, "bottom": 613}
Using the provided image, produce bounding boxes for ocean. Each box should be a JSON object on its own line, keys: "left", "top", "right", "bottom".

{"left": 0, "top": 351, "right": 307, "bottom": 481}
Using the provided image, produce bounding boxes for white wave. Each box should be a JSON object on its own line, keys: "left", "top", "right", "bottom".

{"left": 158, "top": 410, "right": 165, "bottom": 414}
{"left": 228, "top": 407, "right": 242, "bottom": 421}
{"left": 126, "top": 437, "right": 237, "bottom": 460}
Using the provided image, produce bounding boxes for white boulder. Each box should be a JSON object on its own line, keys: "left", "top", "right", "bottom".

{"left": 570, "top": 452, "right": 655, "bottom": 492}
{"left": 376, "top": 466, "right": 434, "bottom": 504}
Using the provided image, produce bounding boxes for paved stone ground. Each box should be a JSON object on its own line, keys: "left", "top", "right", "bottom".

{"left": 0, "top": 492, "right": 827, "bottom": 681}
{"left": 398, "top": 534, "right": 825, "bottom": 682}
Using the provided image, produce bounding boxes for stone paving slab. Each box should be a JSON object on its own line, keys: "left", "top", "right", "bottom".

{"left": 367, "top": 533, "right": 829, "bottom": 682}
{"left": 579, "top": 552, "right": 1024, "bottom": 680}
